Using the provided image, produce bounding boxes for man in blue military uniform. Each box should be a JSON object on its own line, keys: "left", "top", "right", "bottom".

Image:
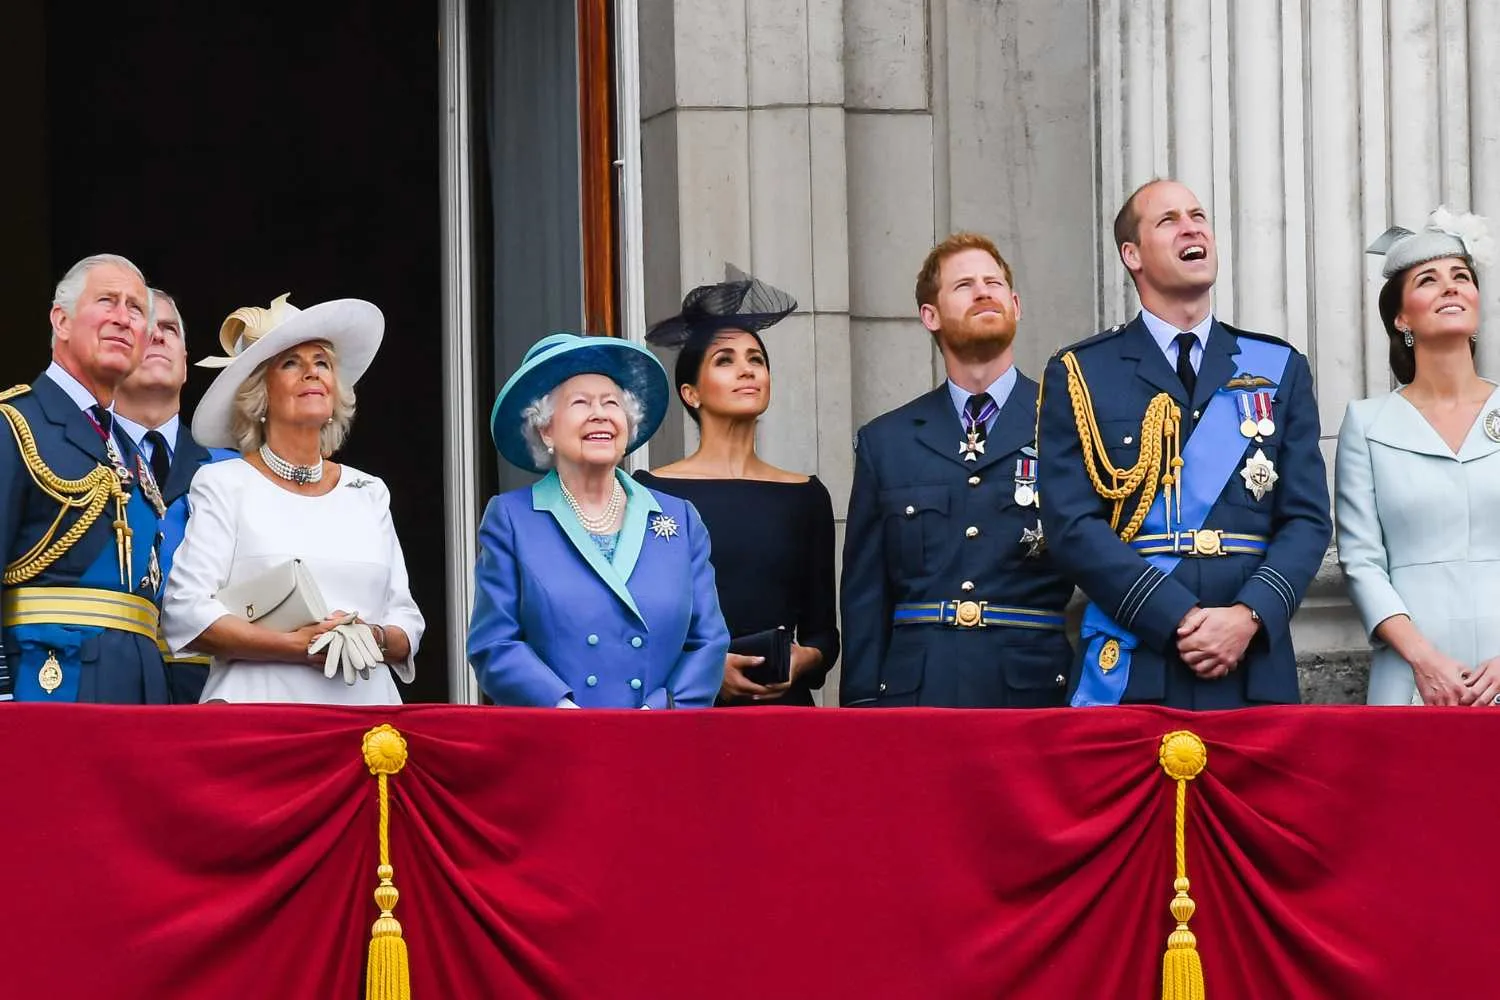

{"left": 0, "top": 254, "right": 169, "bottom": 703}
{"left": 115, "top": 288, "right": 236, "bottom": 704}
{"left": 841, "top": 233, "right": 1075, "bottom": 707}
{"left": 1037, "top": 179, "right": 1332, "bottom": 708}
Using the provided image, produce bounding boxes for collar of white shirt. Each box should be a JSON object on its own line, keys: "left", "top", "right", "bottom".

{"left": 1139, "top": 308, "right": 1213, "bottom": 372}
{"left": 946, "top": 365, "right": 1019, "bottom": 425}
{"left": 44, "top": 361, "right": 109, "bottom": 414}
{"left": 114, "top": 412, "right": 179, "bottom": 457}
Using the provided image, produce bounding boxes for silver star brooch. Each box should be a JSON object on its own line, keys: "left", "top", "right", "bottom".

{"left": 649, "top": 514, "right": 679, "bottom": 540}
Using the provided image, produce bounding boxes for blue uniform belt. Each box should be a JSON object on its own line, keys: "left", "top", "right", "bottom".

{"left": 2, "top": 586, "right": 159, "bottom": 641}
{"left": 892, "top": 601, "right": 1065, "bottom": 631}
{"left": 1127, "top": 530, "right": 1269, "bottom": 558}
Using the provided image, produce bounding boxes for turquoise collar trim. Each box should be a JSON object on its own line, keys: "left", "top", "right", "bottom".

{"left": 532, "top": 468, "right": 662, "bottom": 623}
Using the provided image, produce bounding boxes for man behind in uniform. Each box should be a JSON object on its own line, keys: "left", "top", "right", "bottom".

{"left": 115, "top": 289, "right": 235, "bottom": 704}
{"left": 1037, "top": 179, "right": 1331, "bottom": 709}
{"left": 0, "top": 254, "right": 169, "bottom": 703}
{"left": 841, "top": 232, "right": 1075, "bottom": 707}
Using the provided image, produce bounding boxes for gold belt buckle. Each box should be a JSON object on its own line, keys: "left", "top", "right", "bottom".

{"left": 952, "top": 600, "right": 986, "bottom": 627}
{"left": 1188, "top": 530, "right": 1223, "bottom": 557}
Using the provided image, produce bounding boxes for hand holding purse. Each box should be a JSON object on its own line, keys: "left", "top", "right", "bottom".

{"left": 215, "top": 559, "right": 329, "bottom": 632}
{"left": 730, "top": 626, "right": 792, "bottom": 686}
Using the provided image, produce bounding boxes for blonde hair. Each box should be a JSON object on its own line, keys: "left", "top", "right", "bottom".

{"left": 230, "top": 340, "right": 357, "bottom": 456}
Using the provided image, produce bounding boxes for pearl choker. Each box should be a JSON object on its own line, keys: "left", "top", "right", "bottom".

{"left": 260, "top": 443, "right": 324, "bottom": 485}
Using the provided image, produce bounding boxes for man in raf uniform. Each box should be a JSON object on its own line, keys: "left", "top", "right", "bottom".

{"left": 841, "top": 233, "right": 1075, "bottom": 707}
{"left": 114, "top": 289, "right": 235, "bottom": 704}
{"left": 1038, "top": 179, "right": 1332, "bottom": 708}
{"left": 0, "top": 254, "right": 169, "bottom": 703}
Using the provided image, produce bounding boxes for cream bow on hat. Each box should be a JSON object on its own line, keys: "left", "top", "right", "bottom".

{"left": 190, "top": 292, "right": 385, "bottom": 449}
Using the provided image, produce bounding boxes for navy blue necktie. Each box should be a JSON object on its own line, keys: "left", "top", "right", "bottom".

{"left": 144, "top": 429, "right": 171, "bottom": 488}
{"left": 1174, "top": 332, "right": 1197, "bottom": 400}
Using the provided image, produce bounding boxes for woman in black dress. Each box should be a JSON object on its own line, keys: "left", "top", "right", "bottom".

{"left": 637, "top": 269, "right": 839, "bottom": 706}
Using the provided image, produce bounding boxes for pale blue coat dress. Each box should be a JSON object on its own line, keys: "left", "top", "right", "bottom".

{"left": 1335, "top": 385, "right": 1500, "bottom": 704}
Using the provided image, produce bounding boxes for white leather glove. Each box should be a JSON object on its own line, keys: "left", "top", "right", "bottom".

{"left": 310, "top": 615, "right": 373, "bottom": 685}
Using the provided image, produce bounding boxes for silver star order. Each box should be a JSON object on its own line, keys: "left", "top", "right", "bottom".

{"left": 1239, "top": 447, "right": 1279, "bottom": 501}
{"left": 649, "top": 514, "right": 680, "bottom": 540}
{"left": 1020, "top": 520, "right": 1046, "bottom": 558}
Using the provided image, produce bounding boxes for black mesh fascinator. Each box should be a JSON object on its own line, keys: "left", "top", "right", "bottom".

{"left": 645, "top": 264, "right": 797, "bottom": 348}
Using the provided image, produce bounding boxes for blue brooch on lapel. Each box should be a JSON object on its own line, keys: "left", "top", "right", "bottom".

{"left": 649, "top": 514, "right": 679, "bottom": 540}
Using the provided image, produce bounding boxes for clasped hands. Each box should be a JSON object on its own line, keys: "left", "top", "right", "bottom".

{"left": 307, "top": 611, "right": 384, "bottom": 685}
{"left": 1175, "top": 604, "right": 1259, "bottom": 679}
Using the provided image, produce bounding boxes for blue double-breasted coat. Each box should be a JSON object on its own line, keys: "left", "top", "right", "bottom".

{"left": 1037, "top": 316, "right": 1332, "bottom": 708}
{"left": 467, "top": 469, "right": 729, "bottom": 708}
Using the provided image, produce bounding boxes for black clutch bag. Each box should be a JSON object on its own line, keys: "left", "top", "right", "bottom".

{"left": 730, "top": 626, "right": 792, "bottom": 686}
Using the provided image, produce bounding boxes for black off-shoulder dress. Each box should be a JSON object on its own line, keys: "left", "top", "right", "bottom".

{"left": 634, "top": 472, "right": 840, "bottom": 707}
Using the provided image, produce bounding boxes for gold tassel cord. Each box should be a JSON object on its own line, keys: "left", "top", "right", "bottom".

{"left": 0, "top": 401, "right": 128, "bottom": 585}
{"left": 1158, "top": 731, "right": 1208, "bottom": 1000}
{"left": 1059, "top": 353, "right": 1181, "bottom": 542}
{"left": 362, "top": 725, "right": 412, "bottom": 1000}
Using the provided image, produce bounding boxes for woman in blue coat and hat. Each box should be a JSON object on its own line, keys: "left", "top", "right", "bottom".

{"left": 467, "top": 333, "right": 729, "bottom": 707}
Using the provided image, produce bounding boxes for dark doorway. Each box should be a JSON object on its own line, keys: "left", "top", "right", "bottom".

{"left": 10, "top": 0, "right": 450, "bottom": 701}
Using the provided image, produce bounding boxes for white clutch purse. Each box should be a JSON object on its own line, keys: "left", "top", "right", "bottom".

{"left": 216, "top": 559, "right": 329, "bottom": 633}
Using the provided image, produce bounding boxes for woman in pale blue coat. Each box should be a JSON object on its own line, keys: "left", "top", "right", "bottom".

{"left": 468, "top": 333, "right": 729, "bottom": 708}
{"left": 1337, "top": 208, "right": 1500, "bottom": 706}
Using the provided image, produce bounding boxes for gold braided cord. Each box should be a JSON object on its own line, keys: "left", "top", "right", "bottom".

{"left": 362, "top": 725, "right": 412, "bottom": 1000}
{"left": 0, "top": 402, "right": 126, "bottom": 585}
{"left": 1059, "top": 352, "right": 1182, "bottom": 542}
{"left": 1158, "top": 731, "right": 1208, "bottom": 1000}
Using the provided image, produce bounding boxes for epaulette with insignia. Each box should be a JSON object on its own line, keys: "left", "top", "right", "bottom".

{"left": 1220, "top": 322, "right": 1293, "bottom": 348}
{"left": 0, "top": 384, "right": 31, "bottom": 403}
{"left": 1058, "top": 322, "right": 1129, "bottom": 356}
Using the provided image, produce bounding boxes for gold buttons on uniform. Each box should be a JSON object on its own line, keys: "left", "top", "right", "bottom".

{"left": 904, "top": 505, "right": 916, "bottom": 516}
{"left": 968, "top": 476, "right": 981, "bottom": 487}
{"left": 965, "top": 526, "right": 979, "bottom": 538}
{"left": 961, "top": 581, "right": 975, "bottom": 592}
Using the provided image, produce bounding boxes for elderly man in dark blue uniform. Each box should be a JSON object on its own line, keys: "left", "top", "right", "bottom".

{"left": 115, "top": 288, "right": 235, "bottom": 704}
{"left": 841, "top": 233, "right": 1075, "bottom": 707}
{"left": 1038, "top": 179, "right": 1332, "bottom": 709}
{"left": 0, "top": 254, "right": 169, "bottom": 703}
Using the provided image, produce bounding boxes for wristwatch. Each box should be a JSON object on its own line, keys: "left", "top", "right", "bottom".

{"left": 1247, "top": 607, "right": 1262, "bottom": 627}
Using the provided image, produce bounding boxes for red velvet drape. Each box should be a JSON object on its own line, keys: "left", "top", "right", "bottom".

{"left": 6, "top": 705, "right": 1495, "bottom": 999}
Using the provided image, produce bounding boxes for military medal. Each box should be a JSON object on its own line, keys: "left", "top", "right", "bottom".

{"left": 136, "top": 454, "right": 166, "bottom": 517}
{"left": 1240, "top": 447, "right": 1279, "bottom": 501}
{"left": 142, "top": 546, "right": 162, "bottom": 595}
{"left": 959, "top": 432, "right": 985, "bottom": 462}
{"left": 1097, "top": 638, "right": 1121, "bottom": 672}
{"left": 1013, "top": 457, "right": 1038, "bottom": 507}
{"left": 1235, "top": 393, "right": 1259, "bottom": 438}
{"left": 1020, "top": 519, "right": 1046, "bottom": 559}
{"left": 1253, "top": 390, "right": 1276, "bottom": 437}
{"left": 39, "top": 650, "right": 63, "bottom": 694}
{"left": 1485, "top": 409, "right": 1500, "bottom": 443}
{"left": 959, "top": 394, "right": 999, "bottom": 462}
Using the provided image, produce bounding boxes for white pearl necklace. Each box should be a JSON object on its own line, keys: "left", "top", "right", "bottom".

{"left": 561, "top": 478, "right": 624, "bottom": 533}
{"left": 260, "top": 443, "right": 324, "bottom": 485}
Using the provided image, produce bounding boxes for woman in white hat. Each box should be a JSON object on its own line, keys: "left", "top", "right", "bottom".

{"left": 467, "top": 333, "right": 729, "bottom": 708}
{"left": 1337, "top": 208, "right": 1498, "bottom": 706}
{"left": 161, "top": 294, "right": 424, "bottom": 704}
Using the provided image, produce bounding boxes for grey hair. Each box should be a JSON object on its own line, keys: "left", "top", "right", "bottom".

{"left": 150, "top": 288, "right": 185, "bottom": 344}
{"left": 521, "top": 384, "right": 646, "bottom": 470}
{"left": 51, "top": 254, "right": 153, "bottom": 345}
{"left": 229, "top": 340, "right": 358, "bottom": 456}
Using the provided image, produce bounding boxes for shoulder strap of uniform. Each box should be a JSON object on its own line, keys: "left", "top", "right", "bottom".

{"left": 0, "top": 384, "right": 30, "bottom": 404}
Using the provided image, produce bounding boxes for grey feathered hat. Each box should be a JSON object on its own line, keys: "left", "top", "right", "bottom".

{"left": 1366, "top": 206, "right": 1495, "bottom": 278}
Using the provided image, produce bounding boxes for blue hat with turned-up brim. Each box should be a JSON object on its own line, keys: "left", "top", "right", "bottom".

{"left": 1366, "top": 206, "right": 1495, "bottom": 278}
{"left": 489, "top": 333, "right": 669, "bottom": 473}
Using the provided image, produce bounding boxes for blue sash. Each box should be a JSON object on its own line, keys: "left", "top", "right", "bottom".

{"left": 1072, "top": 336, "right": 1292, "bottom": 706}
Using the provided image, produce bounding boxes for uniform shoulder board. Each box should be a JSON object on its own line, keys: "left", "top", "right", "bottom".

{"left": 0, "top": 384, "right": 31, "bottom": 403}
{"left": 1058, "top": 322, "right": 1128, "bottom": 356}
{"left": 1219, "top": 322, "right": 1291, "bottom": 348}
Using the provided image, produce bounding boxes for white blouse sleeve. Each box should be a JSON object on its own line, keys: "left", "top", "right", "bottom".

{"left": 369, "top": 478, "right": 425, "bottom": 683}
{"left": 161, "top": 465, "right": 242, "bottom": 654}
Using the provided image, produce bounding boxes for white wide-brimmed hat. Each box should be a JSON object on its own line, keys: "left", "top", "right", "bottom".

{"left": 191, "top": 293, "right": 384, "bottom": 448}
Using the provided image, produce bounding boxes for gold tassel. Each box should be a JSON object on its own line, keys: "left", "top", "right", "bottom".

{"left": 362, "top": 725, "right": 412, "bottom": 1000}
{"left": 1158, "top": 730, "right": 1208, "bottom": 1000}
